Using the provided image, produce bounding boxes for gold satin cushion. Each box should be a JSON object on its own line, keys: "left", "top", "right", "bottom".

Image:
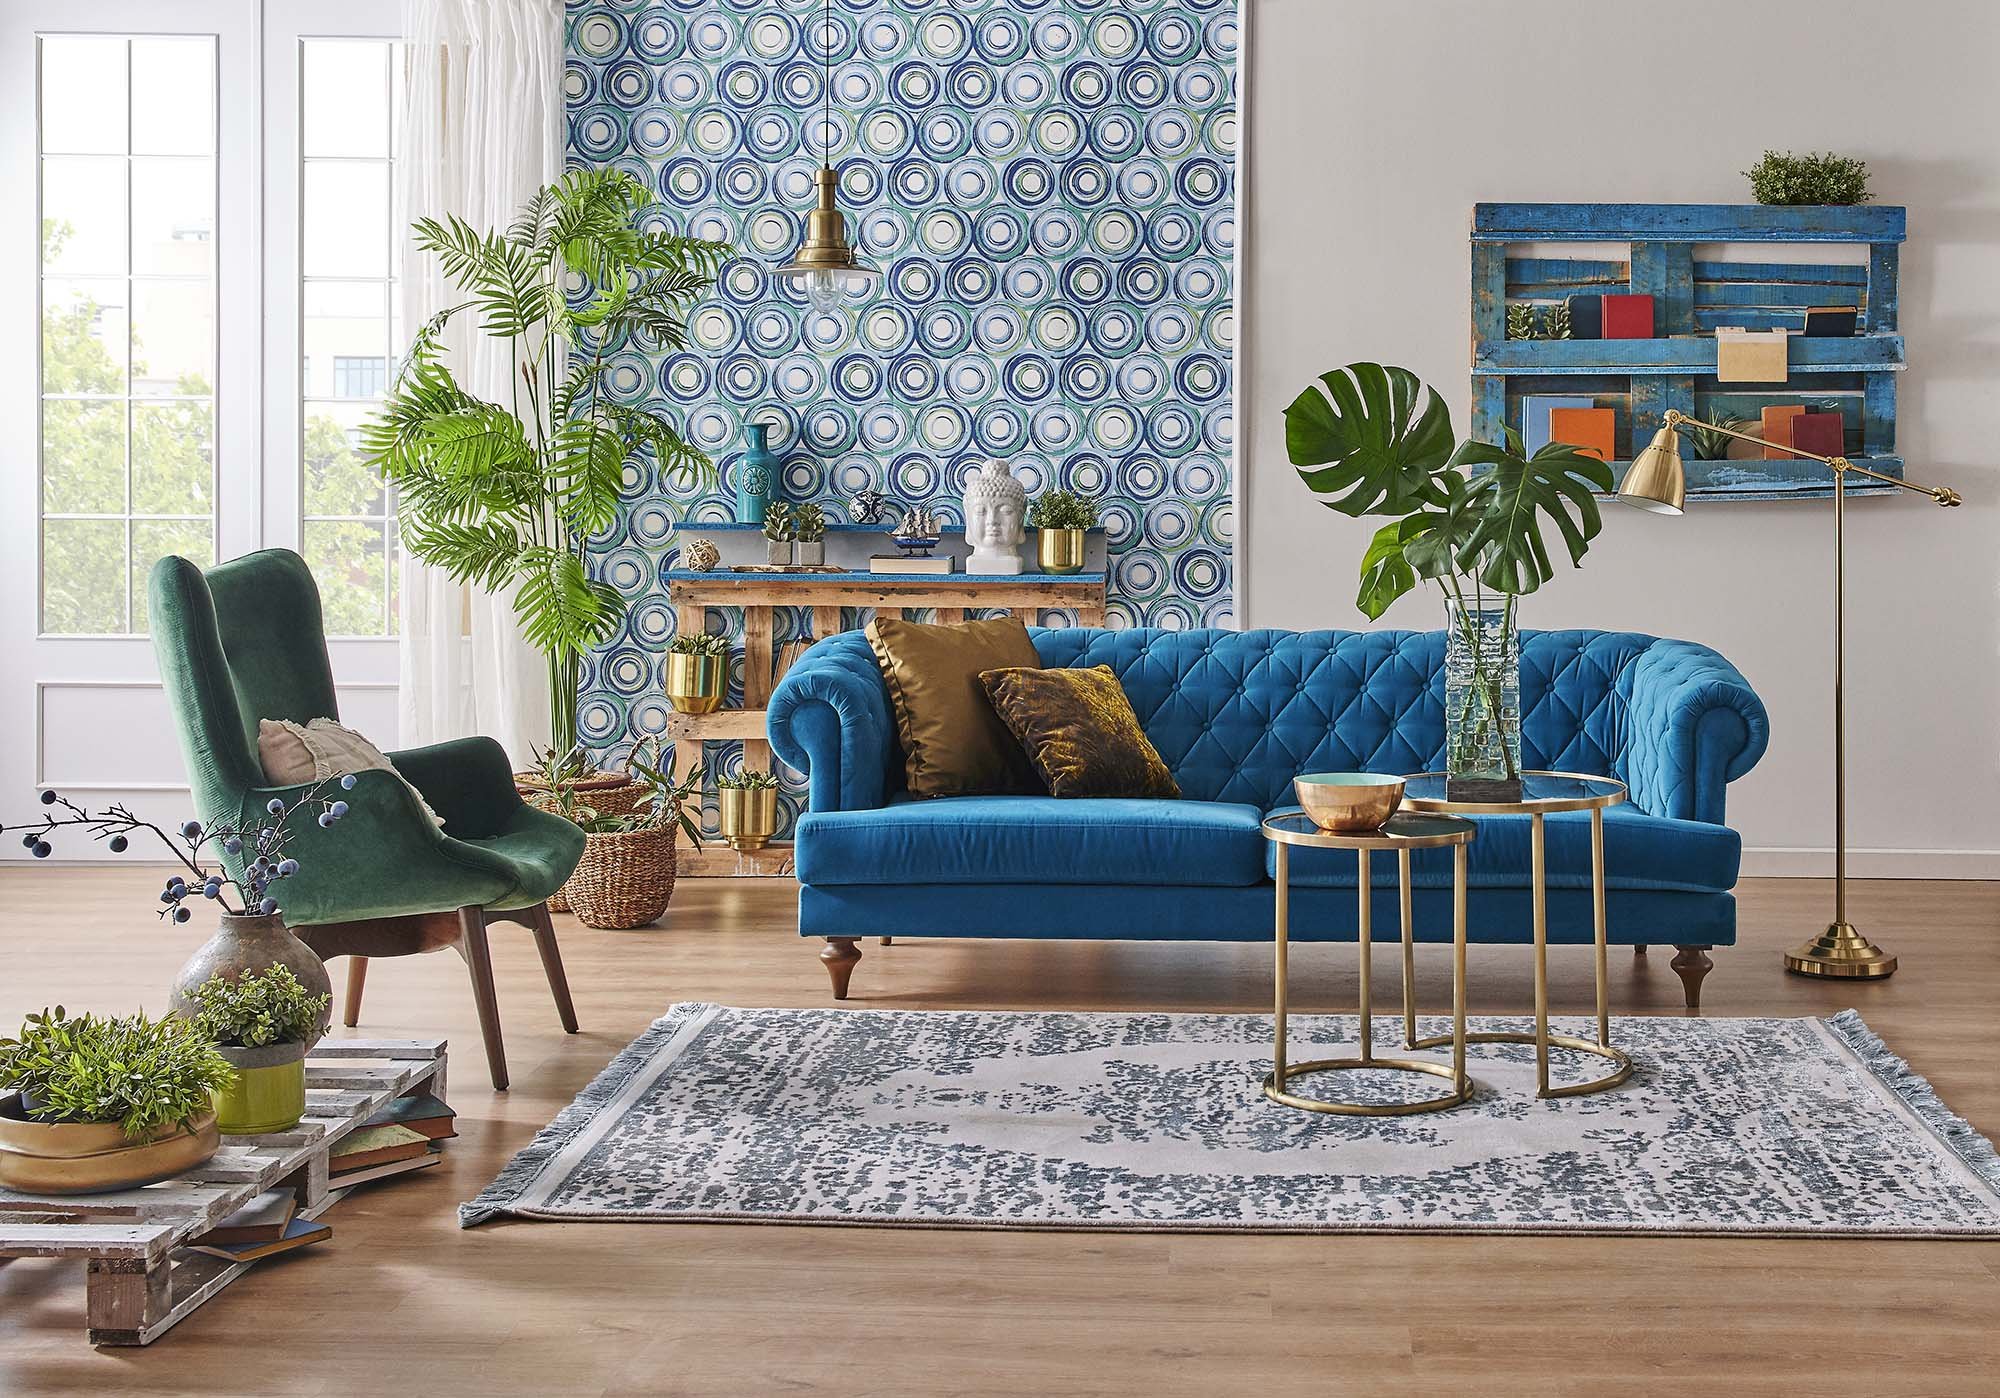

{"left": 865, "top": 614, "right": 1043, "bottom": 798}
{"left": 978, "top": 665, "right": 1180, "bottom": 800}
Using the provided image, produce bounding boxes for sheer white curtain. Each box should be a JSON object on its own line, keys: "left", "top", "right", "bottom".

{"left": 395, "top": 0, "right": 563, "bottom": 766}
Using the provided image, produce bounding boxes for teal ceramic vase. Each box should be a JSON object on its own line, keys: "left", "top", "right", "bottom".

{"left": 736, "top": 422, "right": 778, "bottom": 525}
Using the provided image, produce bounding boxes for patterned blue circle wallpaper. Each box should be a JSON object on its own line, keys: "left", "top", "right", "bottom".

{"left": 564, "top": 0, "right": 1237, "bottom": 839}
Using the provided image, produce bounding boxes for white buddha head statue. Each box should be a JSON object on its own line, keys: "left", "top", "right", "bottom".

{"left": 962, "top": 459, "right": 1026, "bottom": 564}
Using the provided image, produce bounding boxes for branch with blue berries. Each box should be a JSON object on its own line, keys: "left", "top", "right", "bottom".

{"left": 7, "top": 778, "right": 359, "bottom": 922}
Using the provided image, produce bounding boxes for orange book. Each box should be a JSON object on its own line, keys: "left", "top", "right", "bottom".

{"left": 1761, "top": 405, "right": 1807, "bottom": 459}
{"left": 1547, "top": 406, "right": 1617, "bottom": 463}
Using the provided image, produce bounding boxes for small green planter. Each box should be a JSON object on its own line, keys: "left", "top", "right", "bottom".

{"left": 213, "top": 1042, "right": 307, "bottom": 1136}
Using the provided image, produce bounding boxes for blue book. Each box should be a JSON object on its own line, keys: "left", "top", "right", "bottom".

{"left": 1520, "top": 395, "right": 1595, "bottom": 455}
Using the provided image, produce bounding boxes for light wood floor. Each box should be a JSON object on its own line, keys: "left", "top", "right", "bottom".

{"left": 2, "top": 866, "right": 1997, "bottom": 1396}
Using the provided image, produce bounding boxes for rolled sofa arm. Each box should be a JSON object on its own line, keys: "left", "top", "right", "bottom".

{"left": 1621, "top": 640, "right": 1771, "bottom": 824}
{"left": 767, "top": 631, "right": 896, "bottom": 813}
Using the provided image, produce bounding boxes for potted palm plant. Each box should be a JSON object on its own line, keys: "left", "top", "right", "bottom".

{"left": 361, "top": 167, "right": 730, "bottom": 796}
{"left": 1285, "top": 362, "right": 1612, "bottom": 800}
{"left": 1028, "top": 489, "right": 1096, "bottom": 574}
{"left": 665, "top": 631, "right": 728, "bottom": 714}
{"left": 187, "top": 966, "right": 331, "bottom": 1135}
{"left": 542, "top": 740, "right": 704, "bottom": 929}
{"left": 716, "top": 769, "right": 780, "bottom": 851}
{"left": 0, "top": 1008, "right": 232, "bottom": 1194}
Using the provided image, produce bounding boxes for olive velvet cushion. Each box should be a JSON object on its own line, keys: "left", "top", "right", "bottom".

{"left": 865, "top": 614, "right": 1042, "bottom": 798}
{"left": 979, "top": 664, "right": 1180, "bottom": 800}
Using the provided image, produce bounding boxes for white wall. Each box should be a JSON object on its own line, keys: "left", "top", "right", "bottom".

{"left": 1242, "top": 0, "right": 2000, "bottom": 873}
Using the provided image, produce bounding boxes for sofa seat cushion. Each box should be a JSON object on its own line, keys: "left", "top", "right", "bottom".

{"left": 1266, "top": 804, "right": 1740, "bottom": 895}
{"left": 796, "top": 795, "right": 1267, "bottom": 887}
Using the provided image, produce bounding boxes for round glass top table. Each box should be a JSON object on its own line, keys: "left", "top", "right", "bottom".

{"left": 1400, "top": 770, "right": 1634, "bottom": 1098}
{"left": 1260, "top": 809, "right": 1478, "bottom": 1116}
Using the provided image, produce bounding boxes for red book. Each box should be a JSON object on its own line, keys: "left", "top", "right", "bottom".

{"left": 1601, "top": 294, "right": 1654, "bottom": 339}
{"left": 1790, "top": 411, "right": 1845, "bottom": 459}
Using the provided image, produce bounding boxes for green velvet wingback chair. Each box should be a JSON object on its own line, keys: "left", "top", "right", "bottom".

{"left": 148, "top": 548, "right": 587, "bottom": 1090}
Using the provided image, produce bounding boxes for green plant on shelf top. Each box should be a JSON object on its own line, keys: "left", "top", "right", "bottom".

{"left": 715, "top": 769, "right": 780, "bottom": 792}
{"left": 1, "top": 1007, "right": 234, "bottom": 1138}
{"left": 187, "top": 965, "right": 331, "bottom": 1050}
{"left": 1028, "top": 489, "right": 1098, "bottom": 531}
{"left": 1743, "top": 150, "right": 1871, "bottom": 206}
{"left": 762, "top": 502, "right": 798, "bottom": 542}
{"left": 1684, "top": 415, "right": 1755, "bottom": 462}
{"left": 791, "top": 502, "right": 827, "bottom": 542}
{"left": 362, "top": 167, "right": 731, "bottom": 762}
{"left": 669, "top": 631, "right": 729, "bottom": 658}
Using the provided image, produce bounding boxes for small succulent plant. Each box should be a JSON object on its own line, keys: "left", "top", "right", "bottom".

{"left": 1028, "top": 489, "right": 1098, "bottom": 531}
{"left": 1683, "top": 415, "right": 1756, "bottom": 462}
{"left": 763, "top": 502, "right": 798, "bottom": 542}
{"left": 669, "top": 631, "right": 730, "bottom": 658}
{"left": 791, "top": 502, "right": 827, "bottom": 542}
{"left": 715, "top": 769, "right": 780, "bottom": 792}
{"left": 1506, "top": 302, "right": 1537, "bottom": 340}
{"left": 188, "top": 965, "right": 331, "bottom": 1049}
{"left": 5, "top": 782, "right": 355, "bottom": 921}
{"left": 0, "top": 1007, "right": 235, "bottom": 1137}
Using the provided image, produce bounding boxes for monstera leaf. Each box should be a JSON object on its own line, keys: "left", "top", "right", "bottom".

{"left": 1285, "top": 362, "right": 1456, "bottom": 517}
{"left": 1452, "top": 431, "right": 1615, "bottom": 595}
{"left": 1355, "top": 473, "right": 1481, "bottom": 619}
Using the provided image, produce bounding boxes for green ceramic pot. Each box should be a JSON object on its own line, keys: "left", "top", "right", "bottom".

{"left": 213, "top": 1042, "right": 307, "bottom": 1136}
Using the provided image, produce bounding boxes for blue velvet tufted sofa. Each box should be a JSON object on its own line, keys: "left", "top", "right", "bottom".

{"left": 767, "top": 627, "right": 1769, "bottom": 1005}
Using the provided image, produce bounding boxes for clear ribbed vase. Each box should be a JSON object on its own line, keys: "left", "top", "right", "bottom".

{"left": 1444, "top": 597, "right": 1522, "bottom": 802}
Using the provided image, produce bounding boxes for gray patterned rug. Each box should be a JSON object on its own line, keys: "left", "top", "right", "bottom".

{"left": 461, "top": 1005, "right": 2000, "bottom": 1237}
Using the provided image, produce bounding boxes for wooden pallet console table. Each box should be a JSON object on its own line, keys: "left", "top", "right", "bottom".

{"left": 666, "top": 567, "right": 1109, "bottom": 877}
{"left": 0, "top": 1038, "right": 446, "bottom": 1346}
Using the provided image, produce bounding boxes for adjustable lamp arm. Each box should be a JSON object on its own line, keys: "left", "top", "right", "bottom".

{"left": 1659, "top": 409, "right": 1962, "bottom": 506}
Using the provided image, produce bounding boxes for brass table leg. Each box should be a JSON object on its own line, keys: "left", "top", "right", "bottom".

{"left": 1399, "top": 848, "right": 1416, "bottom": 1049}
{"left": 1593, "top": 805, "right": 1610, "bottom": 1047}
{"left": 1262, "top": 836, "right": 1472, "bottom": 1116}
{"left": 1533, "top": 811, "right": 1549, "bottom": 1095}
{"left": 1453, "top": 843, "right": 1468, "bottom": 1094}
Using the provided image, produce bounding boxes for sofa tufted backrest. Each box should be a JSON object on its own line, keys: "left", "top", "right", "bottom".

{"left": 1030, "top": 627, "right": 1658, "bottom": 809}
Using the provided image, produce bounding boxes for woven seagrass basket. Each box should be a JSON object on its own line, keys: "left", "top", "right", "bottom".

{"left": 518, "top": 774, "right": 650, "bottom": 913}
{"left": 563, "top": 826, "right": 677, "bottom": 930}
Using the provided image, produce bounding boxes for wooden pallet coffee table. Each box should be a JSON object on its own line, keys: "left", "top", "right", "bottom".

{"left": 0, "top": 1037, "right": 446, "bottom": 1346}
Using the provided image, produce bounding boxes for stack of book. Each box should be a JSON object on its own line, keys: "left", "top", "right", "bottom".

{"left": 188, "top": 1189, "right": 330, "bottom": 1263}
{"left": 329, "top": 1091, "right": 457, "bottom": 1188}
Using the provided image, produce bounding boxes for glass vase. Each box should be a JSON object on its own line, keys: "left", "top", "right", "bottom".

{"left": 1444, "top": 597, "right": 1522, "bottom": 803}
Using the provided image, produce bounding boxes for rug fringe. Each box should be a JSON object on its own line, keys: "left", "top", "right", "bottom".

{"left": 458, "top": 1002, "right": 715, "bottom": 1227}
{"left": 1825, "top": 1008, "right": 2000, "bottom": 1196}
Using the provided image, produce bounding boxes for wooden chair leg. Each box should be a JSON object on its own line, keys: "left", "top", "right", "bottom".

{"left": 529, "top": 902, "right": 579, "bottom": 1034}
{"left": 342, "top": 956, "right": 368, "bottom": 1027}
{"left": 1671, "top": 944, "right": 1713, "bottom": 1015}
{"left": 821, "top": 938, "right": 861, "bottom": 999}
{"left": 879, "top": 936, "right": 893, "bottom": 947}
{"left": 456, "top": 906, "right": 508, "bottom": 1091}
{"left": 1634, "top": 944, "right": 1648, "bottom": 956}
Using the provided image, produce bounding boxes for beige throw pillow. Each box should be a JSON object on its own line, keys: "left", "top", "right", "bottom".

{"left": 257, "top": 717, "right": 445, "bottom": 827}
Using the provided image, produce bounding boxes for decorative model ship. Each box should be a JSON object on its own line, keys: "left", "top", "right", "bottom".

{"left": 891, "top": 504, "right": 942, "bottom": 559}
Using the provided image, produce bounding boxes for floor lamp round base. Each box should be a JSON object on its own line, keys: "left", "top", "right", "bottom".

{"left": 1783, "top": 922, "right": 1898, "bottom": 979}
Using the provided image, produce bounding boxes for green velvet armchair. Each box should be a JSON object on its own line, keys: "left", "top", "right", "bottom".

{"left": 149, "top": 548, "right": 587, "bottom": 1090}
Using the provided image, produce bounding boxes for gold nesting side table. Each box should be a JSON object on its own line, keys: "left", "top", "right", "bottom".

{"left": 1261, "top": 809, "right": 1477, "bottom": 1116}
{"left": 1400, "top": 771, "right": 1634, "bottom": 1098}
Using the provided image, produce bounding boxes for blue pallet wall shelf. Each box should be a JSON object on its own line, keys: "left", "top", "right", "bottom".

{"left": 1471, "top": 203, "right": 1906, "bottom": 500}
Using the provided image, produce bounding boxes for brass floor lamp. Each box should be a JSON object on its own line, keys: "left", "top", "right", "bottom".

{"left": 1617, "top": 408, "right": 1962, "bottom": 979}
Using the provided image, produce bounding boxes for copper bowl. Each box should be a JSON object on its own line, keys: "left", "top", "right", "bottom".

{"left": 1293, "top": 773, "right": 1406, "bottom": 833}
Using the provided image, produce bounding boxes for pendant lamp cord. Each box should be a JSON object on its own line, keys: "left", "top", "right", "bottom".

{"left": 819, "top": 0, "right": 832, "bottom": 165}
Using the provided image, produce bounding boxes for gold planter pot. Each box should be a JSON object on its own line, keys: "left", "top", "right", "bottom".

{"left": 0, "top": 1095, "right": 220, "bottom": 1195}
{"left": 1037, "top": 527, "right": 1087, "bottom": 575}
{"left": 718, "top": 785, "right": 778, "bottom": 851}
{"left": 665, "top": 652, "right": 725, "bottom": 714}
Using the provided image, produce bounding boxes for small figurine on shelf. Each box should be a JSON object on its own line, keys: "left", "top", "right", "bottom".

{"left": 962, "top": 459, "right": 1026, "bottom": 574}
{"left": 763, "top": 502, "right": 796, "bottom": 567}
{"left": 792, "top": 503, "right": 827, "bottom": 567}
{"left": 891, "top": 504, "right": 942, "bottom": 559}
{"left": 847, "top": 490, "right": 893, "bottom": 525}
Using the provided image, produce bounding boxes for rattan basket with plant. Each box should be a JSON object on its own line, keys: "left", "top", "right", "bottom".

{"left": 542, "top": 740, "right": 704, "bottom": 930}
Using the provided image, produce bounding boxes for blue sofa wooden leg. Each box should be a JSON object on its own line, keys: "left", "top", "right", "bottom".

{"left": 1671, "top": 945, "right": 1713, "bottom": 1014}
{"left": 822, "top": 938, "right": 861, "bottom": 1000}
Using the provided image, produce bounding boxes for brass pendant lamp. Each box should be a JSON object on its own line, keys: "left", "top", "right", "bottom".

{"left": 776, "top": 0, "right": 881, "bottom": 312}
{"left": 1618, "top": 409, "right": 1962, "bottom": 980}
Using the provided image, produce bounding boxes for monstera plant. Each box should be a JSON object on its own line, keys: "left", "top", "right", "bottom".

{"left": 1286, "top": 363, "right": 1614, "bottom": 796}
{"left": 363, "top": 168, "right": 730, "bottom": 765}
